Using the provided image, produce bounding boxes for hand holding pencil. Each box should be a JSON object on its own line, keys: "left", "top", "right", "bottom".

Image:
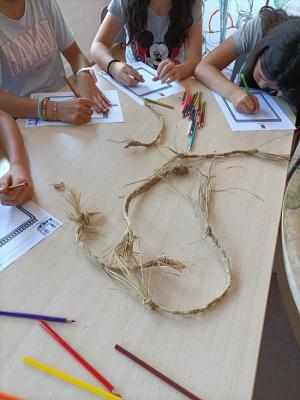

{"left": 0, "top": 164, "right": 33, "bottom": 206}
{"left": 228, "top": 74, "right": 259, "bottom": 114}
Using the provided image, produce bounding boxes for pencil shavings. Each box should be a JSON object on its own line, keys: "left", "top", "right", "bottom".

{"left": 54, "top": 147, "right": 289, "bottom": 316}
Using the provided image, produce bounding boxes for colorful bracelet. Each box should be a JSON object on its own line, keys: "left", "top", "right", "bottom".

{"left": 52, "top": 102, "right": 58, "bottom": 121}
{"left": 41, "top": 98, "right": 49, "bottom": 121}
{"left": 37, "top": 99, "right": 43, "bottom": 120}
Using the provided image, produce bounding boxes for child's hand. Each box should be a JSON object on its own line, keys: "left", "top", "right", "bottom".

{"left": 56, "top": 98, "right": 94, "bottom": 125}
{"left": 0, "top": 164, "right": 33, "bottom": 206}
{"left": 153, "top": 60, "right": 180, "bottom": 83}
{"left": 110, "top": 62, "right": 144, "bottom": 87}
{"left": 77, "top": 71, "right": 111, "bottom": 113}
{"left": 231, "top": 88, "right": 260, "bottom": 113}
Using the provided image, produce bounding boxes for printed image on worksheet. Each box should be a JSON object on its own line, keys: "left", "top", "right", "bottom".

{"left": 213, "top": 89, "right": 295, "bottom": 131}
{"left": 0, "top": 201, "right": 61, "bottom": 271}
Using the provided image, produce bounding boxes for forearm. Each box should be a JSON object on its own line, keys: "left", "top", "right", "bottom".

{"left": 0, "top": 112, "right": 28, "bottom": 167}
{"left": 69, "top": 52, "right": 91, "bottom": 76}
{"left": 0, "top": 91, "right": 38, "bottom": 119}
{"left": 195, "top": 63, "right": 240, "bottom": 100}
{"left": 91, "top": 42, "right": 115, "bottom": 72}
{"left": 177, "top": 58, "right": 201, "bottom": 81}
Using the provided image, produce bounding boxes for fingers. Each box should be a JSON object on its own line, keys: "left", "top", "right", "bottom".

{"left": 236, "top": 95, "right": 260, "bottom": 114}
{"left": 0, "top": 175, "right": 11, "bottom": 194}
{"left": 0, "top": 179, "right": 33, "bottom": 206}
{"left": 92, "top": 92, "right": 111, "bottom": 113}
{"left": 124, "top": 64, "right": 144, "bottom": 82}
{"left": 118, "top": 65, "right": 144, "bottom": 86}
{"left": 153, "top": 61, "right": 179, "bottom": 83}
{"left": 251, "top": 95, "right": 260, "bottom": 113}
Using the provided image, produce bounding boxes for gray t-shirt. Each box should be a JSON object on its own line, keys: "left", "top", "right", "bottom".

{"left": 108, "top": 0, "right": 202, "bottom": 69}
{"left": 232, "top": 16, "right": 263, "bottom": 82}
{"left": 0, "top": 0, "right": 74, "bottom": 97}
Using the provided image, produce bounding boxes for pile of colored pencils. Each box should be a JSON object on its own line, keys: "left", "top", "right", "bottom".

{"left": 181, "top": 91, "right": 206, "bottom": 151}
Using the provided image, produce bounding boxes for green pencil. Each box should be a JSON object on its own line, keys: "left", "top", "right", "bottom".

{"left": 240, "top": 73, "right": 252, "bottom": 96}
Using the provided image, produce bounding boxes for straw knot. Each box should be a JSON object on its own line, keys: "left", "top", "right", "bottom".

{"left": 248, "top": 148, "right": 258, "bottom": 155}
{"left": 204, "top": 225, "right": 212, "bottom": 237}
{"left": 144, "top": 297, "right": 158, "bottom": 311}
{"left": 77, "top": 212, "right": 90, "bottom": 226}
{"left": 172, "top": 158, "right": 189, "bottom": 176}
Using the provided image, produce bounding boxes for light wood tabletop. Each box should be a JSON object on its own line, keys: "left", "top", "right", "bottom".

{"left": 0, "top": 73, "right": 295, "bottom": 400}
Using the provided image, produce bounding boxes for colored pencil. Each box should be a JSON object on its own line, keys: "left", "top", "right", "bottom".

{"left": 115, "top": 344, "right": 202, "bottom": 400}
{"left": 7, "top": 182, "right": 28, "bottom": 191}
{"left": 187, "top": 121, "right": 199, "bottom": 152}
{"left": 240, "top": 73, "right": 252, "bottom": 96}
{"left": 144, "top": 98, "right": 174, "bottom": 109}
{"left": 0, "top": 392, "right": 23, "bottom": 400}
{"left": 63, "top": 74, "right": 80, "bottom": 98}
{"left": 39, "top": 321, "right": 118, "bottom": 394}
{"left": 182, "top": 94, "right": 192, "bottom": 114}
{"left": 200, "top": 101, "right": 207, "bottom": 127}
{"left": 23, "top": 357, "right": 121, "bottom": 400}
{"left": 0, "top": 310, "right": 75, "bottom": 324}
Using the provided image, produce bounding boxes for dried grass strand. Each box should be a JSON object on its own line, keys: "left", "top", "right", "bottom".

{"left": 54, "top": 147, "right": 289, "bottom": 316}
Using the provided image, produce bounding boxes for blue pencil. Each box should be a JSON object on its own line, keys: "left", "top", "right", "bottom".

{"left": 0, "top": 310, "right": 75, "bottom": 323}
{"left": 187, "top": 121, "right": 199, "bottom": 151}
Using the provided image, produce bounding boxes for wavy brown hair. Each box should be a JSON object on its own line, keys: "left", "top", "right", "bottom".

{"left": 124, "top": 0, "right": 197, "bottom": 48}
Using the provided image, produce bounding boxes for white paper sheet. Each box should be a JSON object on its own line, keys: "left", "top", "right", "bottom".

{"left": 26, "top": 90, "right": 124, "bottom": 127}
{"left": 0, "top": 201, "right": 61, "bottom": 271}
{"left": 213, "top": 89, "right": 295, "bottom": 131}
{"left": 97, "top": 61, "right": 184, "bottom": 105}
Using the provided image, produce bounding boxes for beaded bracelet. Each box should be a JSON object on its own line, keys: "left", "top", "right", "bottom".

{"left": 37, "top": 99, "right": 43, "bottom": 120}
{"left": 41, "top": 98, "right": 49, "bottom": 121}
{"left": 53, "top": 102, "right": 58, "bottom": 121}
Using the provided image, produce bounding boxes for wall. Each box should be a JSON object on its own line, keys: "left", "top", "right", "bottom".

{"left": 56, "top": 0, "right": 108, "bottom": 58}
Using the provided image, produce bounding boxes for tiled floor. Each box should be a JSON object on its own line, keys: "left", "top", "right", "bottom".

{"left": 253, "top": 275, "right": 300, "bottom": 400}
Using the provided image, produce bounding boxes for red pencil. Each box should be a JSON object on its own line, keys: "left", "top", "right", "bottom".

{"left": 0, "top": 392, "right": 23, "bottom": 400}
{"left": 115, "top": 344, "right": 202, "bottom": 400}
{"left": 40, "top": 321, "right": 119, "bottom": 396}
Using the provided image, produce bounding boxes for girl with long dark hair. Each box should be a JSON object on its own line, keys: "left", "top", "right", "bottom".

{"left": 92, "top": 0, "right": 202, "bottom": 86}
{"left": 194, "top": 7, "right": 300, "bottom": 116}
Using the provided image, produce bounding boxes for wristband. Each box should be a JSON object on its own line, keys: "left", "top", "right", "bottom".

{"left": 107, "top": 59, "right": 120, "bottom": 77}
{"left": 76, "top": 67, "right": 92, "bottom": 79}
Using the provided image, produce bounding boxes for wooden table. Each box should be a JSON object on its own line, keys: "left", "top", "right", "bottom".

{"left": 0, "top": 76, "right": 295, "bottom": 400}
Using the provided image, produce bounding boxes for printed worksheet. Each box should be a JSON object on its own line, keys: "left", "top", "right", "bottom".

{"left": 26, "top": 90, "right": 124, "bottom": 127}
{"left": 97, "top": 61, "right": 184, "bottom": 105}
{"left": 213, "top": 89, "right": 295, "bottom": 131}
{"left": 0, "top": 201, "right": 61, "bottom": 271}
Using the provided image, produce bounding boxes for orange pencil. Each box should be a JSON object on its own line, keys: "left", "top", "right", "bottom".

{"left": 0, "top": 392, "right": 23, "bottom": 400}
{"left": 63, "top": 75, "right": 80, "bottom": 98}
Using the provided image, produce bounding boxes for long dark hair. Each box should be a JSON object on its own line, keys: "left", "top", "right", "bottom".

{"left": 242, "top": 7, "right": 300, "bottom": 113}
{"left": 124, "top": 0, "right": 196, "bottom": 48}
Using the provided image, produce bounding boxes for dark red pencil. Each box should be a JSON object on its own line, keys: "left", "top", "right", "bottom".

{"left": 40, "top": 321, "right": 119, "bottom": 395}
{"left": 115, "top": 344, "right": 202, "bottom": 400}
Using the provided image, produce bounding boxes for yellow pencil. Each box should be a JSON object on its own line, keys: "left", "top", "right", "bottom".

{"left": 143, "top": 98, "right": 174, "bottom": 109}
{"left": 23, "top": 357, "right": 121, "bottom": 400}
{"left": 7, "top": 182, "right": 28, "bottom": 191}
